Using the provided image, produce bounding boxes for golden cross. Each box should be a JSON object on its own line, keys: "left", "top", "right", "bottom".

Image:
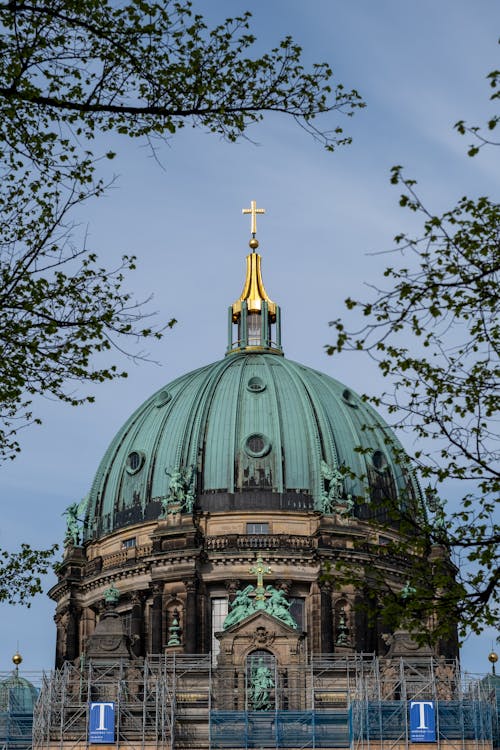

{"left": 242, "top": 200, "right": 265, "bottom": 236}
{"left": 249, "top": 555, "right": 271, "bottom": 591}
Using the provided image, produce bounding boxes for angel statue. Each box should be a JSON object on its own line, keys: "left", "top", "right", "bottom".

{"left": 162, "top": 465, "right": 196, "bottom": 516}
{"left": 320, "top": 460, "right": 352, "bottom": 516}
{"left": 265, "top": 585, "right": 297, "bottom": 629}
{"left": 223, "top": 585, "right": 255, "bottom": 629}
{"left": 63, "top": 495, "right": 89, "bottom": 546}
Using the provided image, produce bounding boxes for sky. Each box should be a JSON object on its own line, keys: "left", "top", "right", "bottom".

{"left": 1, "top": 0, "right": 499, "bottom": 678}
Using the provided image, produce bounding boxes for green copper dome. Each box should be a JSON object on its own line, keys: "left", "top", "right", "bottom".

{"left": 0, "top": 673, "right": 38, "bottom": 713}
{"left": 83, "top": 219, "right": 422, "bottom": 541}
{"left": 84, "top": 350, "right": 421, "bottom": 540}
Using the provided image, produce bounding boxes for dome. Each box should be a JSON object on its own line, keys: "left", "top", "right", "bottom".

{"left": 0, "top": 673, "right": 38, "bottom": 713}
{"left": 84, "top": 218, "right": 423, "bottom": 542}
{"left": 52, "top": 203, "right": 455, "bottom": 676}
{"left": 85, "top": 349, "right": 420, "bottom": 542}
{"left": 83, "top": 211, "right": 422, "bottom": 542}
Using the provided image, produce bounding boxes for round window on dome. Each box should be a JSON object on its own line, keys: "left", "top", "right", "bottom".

{"left": 372, "top": 450, "right": 388, "bottom": 471}
{"left": 126, "top": 450, "right": 145, "bottom": 474}
{"left": 244, "top": 433, "right": 271, "bottom": 458}
{"left": 155, "top": 389, "right": 172, "bottom": 407}
{"left": 247, "top": 376, "right": 266, "bottom": 393}
{"left": 342, "top": 388, "right": 358, "bottom": 407}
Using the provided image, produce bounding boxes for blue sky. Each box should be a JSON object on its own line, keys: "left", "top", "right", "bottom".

{"left": 1, "top": 0, "right": 499, "bottom": 675}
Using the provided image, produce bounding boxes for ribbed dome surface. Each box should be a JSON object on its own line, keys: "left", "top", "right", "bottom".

{"left": 85, "top": 351, "right": 420, "bottom": 540}
{"left": 0, "top": 674, "right": 38, "bottom": 712}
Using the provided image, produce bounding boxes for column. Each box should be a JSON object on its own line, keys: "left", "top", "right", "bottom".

{"left": 65, "top": 604, "right": 79, "bottom": 662}
{"left": 151, "top": 584, "right": 164, "bottom": 654}
{"left": 54, "top": 613, "right": 65, "bottom": 668}
{"left": 320, "top": 581, "right": 334, "bottom": 653}
{"left": 184, "top": 578, "right": 198, "bottom": 653}
{"left": 130, "top": 592, "right": 145, "bottom": 657}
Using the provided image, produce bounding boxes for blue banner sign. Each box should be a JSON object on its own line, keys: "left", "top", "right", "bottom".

{"left": 89, "top": 702, "right": 115, "bottom": 744}
{"left": 409, "top": 700, "right": 436, "bottom": 742}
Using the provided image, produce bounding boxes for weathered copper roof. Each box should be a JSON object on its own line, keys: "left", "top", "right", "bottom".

{"left": 84, "top": 351, "right": 420, "bottom": 540}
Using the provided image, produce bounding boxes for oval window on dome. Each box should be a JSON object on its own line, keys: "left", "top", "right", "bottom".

{"left": 342, "top": 388, "right": 358, "bottom": 407}
{"left": 244, "top": 433, "right": 271, "bottom": 458}
{"left": 372, "top": 450, "right": 388, "bottom": 471}
{"left": 126, "top": 450, "right": 145, "bottom": 474}
{"left": 155, "top": 389, "right": 172, "bottom": 407}
{"left": 247, "top": 376, "right": 266, "bottom": 393}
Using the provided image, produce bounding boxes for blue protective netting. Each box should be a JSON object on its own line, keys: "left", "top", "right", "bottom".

{"left": 349, "top": 700, "right": 494, "bottom": 742}
{"left": 210, "top": 710, "right": 350, "bottom": 748}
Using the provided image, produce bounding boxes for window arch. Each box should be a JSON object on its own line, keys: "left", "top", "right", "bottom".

{"left": 246, "top": 650, "right": 276, "bottom": 710}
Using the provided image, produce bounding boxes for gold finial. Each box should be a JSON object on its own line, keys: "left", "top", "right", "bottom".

{"left": 242, "top": 200, "right": 265, "bottom": 248}
{"left": 489, "top": 651, "right": 498, "bottom": 675}
{"left": 12, "top": 652, "right": 22, "bottom": 666}
{"left": 232, "top": 252, "right": 276, "bottom": 320}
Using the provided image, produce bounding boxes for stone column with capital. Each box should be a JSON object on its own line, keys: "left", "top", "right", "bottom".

{"left": 54, "top": 612, "right": 65, "bottom": 668}
{"left": 319, "top": 581, "right": 334, "bottom": 653}
{"left": 150, "top": 584, "right": 164, "bottom": 654}
{"left": 130, "top": 592, "right": 145, "bottom": 657}
{"left": 184, "top": 578, "right": 198, "bottom": 653}
{"left": 67, "top": 604, "right": 80, "bottom": 662}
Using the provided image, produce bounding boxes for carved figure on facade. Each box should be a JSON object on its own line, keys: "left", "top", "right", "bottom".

{"left": 223, "top": 582, "right": 297, "bottom": 630}
{"left": 435, "top": 657, "right": 456, "bottom": 700}
{"left": 222, "top": 585, "right": 255, "bottom": 629}
{"left": 161, "top": 465, "right": 196, "bottom": 516}
{"left": 320, "top": 460, "right": 354, "bottom": 517}
{"left": 265, "top": 585, "right": 297, "bottom": 629}
{"left": 380, "top": 659, "right": 398, "bottom": 699}
{"left": 249, "top": 658, "right": 274, "bottom": 710}
{"left": 251, "top": 626, "right": 276, "bottom": 648}
{"left": 63, "top": 495, "right": 89, "bottom": 546}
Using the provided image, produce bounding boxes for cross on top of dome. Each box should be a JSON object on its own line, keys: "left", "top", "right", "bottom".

{"left": 242, "top": 200, "right": 265, "bottom": 250}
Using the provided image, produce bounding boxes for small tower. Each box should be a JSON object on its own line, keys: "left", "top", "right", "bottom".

{"left": 227, "top": 200, "right": 282, "bottom": 355}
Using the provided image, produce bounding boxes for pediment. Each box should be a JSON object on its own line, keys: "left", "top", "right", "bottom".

{"left": 215, "top": 608, "right": 307, "bottom": 668}
{"left": 222, "top": 608, "right": 299, "bottom": 636}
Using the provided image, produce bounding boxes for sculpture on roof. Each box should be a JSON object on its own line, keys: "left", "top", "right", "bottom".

{"left": 63, "top": 495, "right": 89, "bottom": 546}
{"left": 223, "top": 558, "right": 298, "bottom": 630}
{"left": 161, "top": 465, "right": 196, "bottom": 516}
{"left": 265, "top": 586, "right": 297, "bottom": 629}
{"left": 425, "top": 488, "right": 447, "bottom": 535}
{"left": 222, "top": 585, "right": 255, "bottom": 629}
{"left": 320, "top": 460, "right": 353, "bottom": 517}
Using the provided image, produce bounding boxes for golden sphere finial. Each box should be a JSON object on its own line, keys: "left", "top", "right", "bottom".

{"left": 249, "top": 237, "right": 259, "bottom": 250}
{"left": 12, "top": 652, "right": 22, "bottom": 666}
{"left": 488, "top": 651, "right": 498, "bottom": 664}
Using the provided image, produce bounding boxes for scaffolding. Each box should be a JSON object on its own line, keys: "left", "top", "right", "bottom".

{"left": 350, "top": 661, "right": 496, "bottom": 750}
{"left": 32, "top": 656, "right": 499, "bottom": 750}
